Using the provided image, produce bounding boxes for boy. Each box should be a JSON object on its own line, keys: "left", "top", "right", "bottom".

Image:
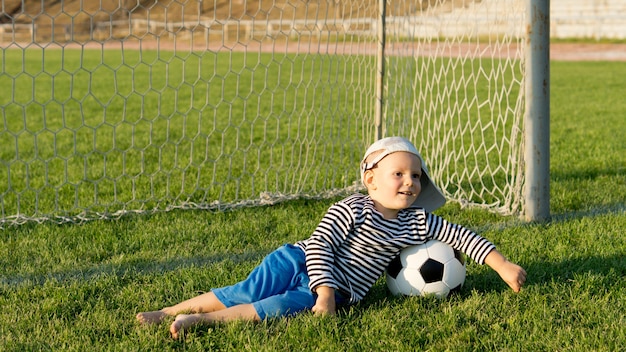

{"left": 136, "top": 136, "right": 527, "bottom": 338}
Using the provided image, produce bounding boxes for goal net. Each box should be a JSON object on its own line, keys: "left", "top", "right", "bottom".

{"left": 0, "top": 0, "right": 526, "bottom": 227}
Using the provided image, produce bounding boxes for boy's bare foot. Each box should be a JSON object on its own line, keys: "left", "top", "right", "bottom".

{"left": 136, "top": 310, "right": 169, "bottom": 325}
{"left": 170, "top": 313, "right": 204, "bottom": 339}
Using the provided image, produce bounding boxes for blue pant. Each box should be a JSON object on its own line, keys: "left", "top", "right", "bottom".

{"left": 212, "top": 244, "right": 316, "bottom": 319}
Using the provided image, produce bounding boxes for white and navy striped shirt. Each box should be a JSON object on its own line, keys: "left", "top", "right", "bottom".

{"left": 295, "top": 193, "right": 496, "bottom": 303}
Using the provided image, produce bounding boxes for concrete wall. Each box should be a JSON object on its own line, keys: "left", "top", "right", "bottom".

{"left": 389, "top": 0, "right": 626, "bottom": 40}
{"left": 551, "top": 0, "right": 626, "bottom": 39}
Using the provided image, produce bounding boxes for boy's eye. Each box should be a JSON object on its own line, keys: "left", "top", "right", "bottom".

{"left": 412, "top": 173, "right": 420, "bottom": 179}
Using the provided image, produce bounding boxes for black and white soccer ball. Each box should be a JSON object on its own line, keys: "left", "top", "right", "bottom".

{"left": 386, "top": 240, "right": 466, "bottom": 298}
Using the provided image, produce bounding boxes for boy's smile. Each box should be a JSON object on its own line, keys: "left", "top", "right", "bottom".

{"left": 365, "top": 151, "right": 422, "bottom": 219}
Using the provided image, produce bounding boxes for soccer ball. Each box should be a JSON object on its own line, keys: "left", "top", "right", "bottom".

{"left": 386, "top": 240, "right": 466, "bottom": 298}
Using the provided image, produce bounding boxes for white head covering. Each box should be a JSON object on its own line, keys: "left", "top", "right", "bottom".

{"left": 360, "top": 136, "right": 446, "bottom": 212}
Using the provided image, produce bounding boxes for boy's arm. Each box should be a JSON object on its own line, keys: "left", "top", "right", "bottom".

{"left": 484, "top": 249, "right": 527, "bottom": 292}
{"left": 305, "top": 201, "right": 355, "bottom": 314}
{"left": 311, "top": 286, "right": 337, "bottom": 316}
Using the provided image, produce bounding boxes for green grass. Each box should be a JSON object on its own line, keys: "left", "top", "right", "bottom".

{"left": 1, "top": 58, "right": 625, "bottom": 350}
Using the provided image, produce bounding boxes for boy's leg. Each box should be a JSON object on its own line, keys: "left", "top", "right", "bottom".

{"left": 170, "top": 303, "right": 261, "bottom": 339}
{"left": 138, "top": 244, "right": 310, "bottom": 327}
{"left": 136, "top": 291, "right": 227, "bottom": 324}
{"left": 169, "top": 287, "right": 315, "bottom": 339}
{"left": 213, "top": 244, "right": 309, "bottom": 307}
{"left": 168, "top": 244, "right": 314, "bottom": 337}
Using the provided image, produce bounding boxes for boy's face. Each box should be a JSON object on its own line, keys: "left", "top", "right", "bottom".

{"left": 364, "top": 151, "right": 422, "bottom": 219}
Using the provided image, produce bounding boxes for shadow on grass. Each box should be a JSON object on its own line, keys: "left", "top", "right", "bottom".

{"left": 345, "top": 249, "right": 626, "bottom": 319}
{"left": 549, "top": 202, "right": 626, "bottom": 223}
{"left": 4, "top": 235, "right": 624, "bottom": 298}
{"left": 465, "top": 204, "right": 626, "bottom": 294}
{"left": 464, "top": 253, "right": 625, "bottom": 295}
{"left": 0, "top": 248, "right": 270, "bottom": 287}
{"left": 4, "top": 201, "right": 624, "bottom": 295}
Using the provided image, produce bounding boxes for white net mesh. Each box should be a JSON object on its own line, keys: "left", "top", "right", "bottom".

{"left": 383, "top": 0, "right": 526, "bottom": 213}
{"left": 0, "top": 0, "right": 525, "bottom": 227}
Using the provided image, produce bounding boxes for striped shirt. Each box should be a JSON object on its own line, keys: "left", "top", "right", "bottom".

{"left": 294, "top": 193, "right": 496, "bottom": 303}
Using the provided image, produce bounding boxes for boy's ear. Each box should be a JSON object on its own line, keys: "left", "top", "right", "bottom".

{"left": 363, "top": 169, "right": 376, "bottom": 190}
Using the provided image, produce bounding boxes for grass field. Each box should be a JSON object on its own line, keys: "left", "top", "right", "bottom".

{"left": 1, "top": 58, "right": 625, "bottom": 350}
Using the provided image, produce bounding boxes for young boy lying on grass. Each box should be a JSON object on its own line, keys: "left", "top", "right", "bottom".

{"left": 137, "top": 136, "right": 527, "bottom": 339}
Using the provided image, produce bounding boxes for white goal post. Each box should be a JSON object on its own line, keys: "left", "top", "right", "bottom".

{"left": 0, "top": 0, "right": 530, "bottom": 227}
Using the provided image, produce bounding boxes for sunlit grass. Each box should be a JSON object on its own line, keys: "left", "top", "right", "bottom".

{"left": 1, "top": 60, "right": 625, "bottom": 350}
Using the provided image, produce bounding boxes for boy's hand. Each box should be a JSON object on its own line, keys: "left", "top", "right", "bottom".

{"left": 496, "top": 260, "right": 527, "bottom": 292}
{"left": 312, "top": 286, "right": 337, "bottom": 316}
{"left": 484, "top": 250, "right": 527, "bottom": 292}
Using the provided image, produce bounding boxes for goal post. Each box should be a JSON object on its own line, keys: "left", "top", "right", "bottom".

{"left": 524, "top": 0, "right": 550, "bottom": 222}
{"left": 0, "top": 0, "right": 531, "bottom": 227}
